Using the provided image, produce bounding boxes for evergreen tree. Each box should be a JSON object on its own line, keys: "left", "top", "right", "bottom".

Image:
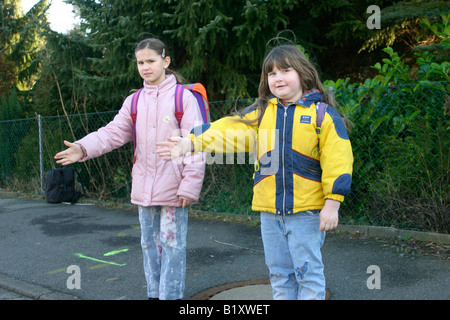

{"left": 0, "top": 89, "right": 25, "bottom": 181}
{"left": 65, "top": 0, "right": 160, "bottom": 109}
{"left": 0, "top": 0, "right": 49, "bottom": 117}
{"left": 0, "top": 88, "right": 23, "bottom": 121}
{"left": 162, "top": 0, "right": 299, "bottom": 99}
{"left": 33, "top": 30, "right": 98, "bottom": 115}
{"left": 64, "top": 0, "right": 300, "bottom": 103}
{"left": 360, "top": 0, "right": 450, "bottom": 53}
{"left": 31, "top": 0, "right": 449, "bottom": 115}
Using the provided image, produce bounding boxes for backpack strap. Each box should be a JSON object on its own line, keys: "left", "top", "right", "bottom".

{"left": 56, "top": 168, "right": 66, "bottom": 203}
{"left": 174, "top": 84, "right": 184, "bottom": 129}
{"left": 186, "top": 83, "right": 210, "bottom": 124}
{"left": 316, "top": 102, "right": 327, "bottom": 151}
{"left": 130, "top": 88, "right": 143, "bottom": 164}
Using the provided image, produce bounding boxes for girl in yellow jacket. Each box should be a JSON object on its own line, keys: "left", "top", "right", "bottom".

{"left": 157, "top": 44, "right": 353, "bottom": 300}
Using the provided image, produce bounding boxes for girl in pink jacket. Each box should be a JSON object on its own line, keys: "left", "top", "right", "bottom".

{"left": 54, "top": 38, "right": 205, "bottom": 300}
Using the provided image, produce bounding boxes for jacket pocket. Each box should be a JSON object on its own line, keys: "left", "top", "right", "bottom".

{"left": 171, "top": 161, "right": 183, "bottom": 182}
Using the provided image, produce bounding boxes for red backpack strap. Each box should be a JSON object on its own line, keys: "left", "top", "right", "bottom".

{"left": 130, "top": 88, "right": 143, "bottom": 163}
{"left": 174, "top": 84, "right": 184, "bottom": 128}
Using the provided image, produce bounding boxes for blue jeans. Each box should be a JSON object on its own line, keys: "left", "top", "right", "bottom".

{"left": 138, "top": 206, "right": 188, "bottom": 300}
{"left": 260, "top": 211, "right": 326, "bottom": 300}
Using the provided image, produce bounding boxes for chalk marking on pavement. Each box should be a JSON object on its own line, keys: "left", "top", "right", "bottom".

{"left": 210, "top": 237, "right": 264, "bottom": 253}
{"left": 104, "top": 248, "right": 129, "bottom": 256}
{"left": 75, "top": 253, "right": 126, "bottom": 266}
{"left": 46, "top": 267, "right": 67, "bottom": 274}
{"left": 89, "top": 263, "right": 110, "bottom": 270}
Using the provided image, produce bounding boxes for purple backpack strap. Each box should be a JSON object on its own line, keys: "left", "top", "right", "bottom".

{"left": 174, "top": 84, "right": 184, "bottom": 128}
{"left": 130, "top": 88, "right": 143, "bottom": 163}
{"left": 316, "top": 102, "right": 327, "bottom": 150}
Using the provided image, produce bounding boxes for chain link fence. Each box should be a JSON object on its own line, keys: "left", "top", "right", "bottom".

{"left": 0, "top": 82, "right": 448, "bottom": 233}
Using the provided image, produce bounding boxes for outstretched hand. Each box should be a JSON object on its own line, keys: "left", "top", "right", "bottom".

{"left": 54, "top": 140, "right": 84, "bottom": 166}
{"left": 156, "top": 136, "right": 193, "bottom": 160}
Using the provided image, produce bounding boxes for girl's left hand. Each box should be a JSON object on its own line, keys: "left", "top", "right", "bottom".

{"left": 319, "top": 199, "right": 340, "bottom": 231}
{"left": 179, "top": 196, "right": 194, "bottom": 208}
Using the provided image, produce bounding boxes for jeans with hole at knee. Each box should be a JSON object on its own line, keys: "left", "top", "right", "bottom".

{"left": 138, "top": 206, "right": 188, "bottom": 300}
{"left": 260, "top": 211, "right": 326, "bottom": 300}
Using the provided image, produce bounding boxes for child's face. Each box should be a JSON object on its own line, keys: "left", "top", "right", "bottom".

{"left": 268, "top": 65, "right": 303, "bottom": 104}
{"left": 136, "top": 48, "right": 170, "bottom": 85}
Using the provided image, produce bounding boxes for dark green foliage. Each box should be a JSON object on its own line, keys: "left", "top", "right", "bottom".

{"left": 1, "top": 1, "right": 449, "bottom": 232}
{"left": 323, "top": 14, "right": 449, "bottom": 232}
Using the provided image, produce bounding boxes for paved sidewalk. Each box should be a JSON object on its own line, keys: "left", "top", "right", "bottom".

{"left": 0, "top": 194, "right": 448, "bottom": 300}
{"left": 0, "top": 287, "right": 31, "bottom": 300}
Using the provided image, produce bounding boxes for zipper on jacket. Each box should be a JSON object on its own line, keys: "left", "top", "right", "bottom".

{"left": 281, "top": 105, "right": 288, "bottom": 216}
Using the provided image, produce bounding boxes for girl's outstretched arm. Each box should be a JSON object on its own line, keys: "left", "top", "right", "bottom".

{"left": 156, "top": 136, "right": 194, "bottom": 160}
{"left": 158, "top": 109, "right": 259, "bottom": 162}
{"left": 54, "top": 140, "right": 84, "bottom": 166}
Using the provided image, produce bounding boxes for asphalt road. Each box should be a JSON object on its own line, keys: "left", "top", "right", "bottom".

{"left": 0, "top": 194, "right": 448, "bottom": 300}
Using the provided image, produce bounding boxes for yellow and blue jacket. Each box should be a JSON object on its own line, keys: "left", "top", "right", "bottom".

{"left": 189, "top": 89, "right": 353, "bottom": 215}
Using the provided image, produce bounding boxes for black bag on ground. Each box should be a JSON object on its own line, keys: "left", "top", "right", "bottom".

{"left": 45, "top": 166, "right": 85, "bottom": 204}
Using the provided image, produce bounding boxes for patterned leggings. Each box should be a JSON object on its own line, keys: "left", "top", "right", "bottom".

{"left": 138, "top": 206, "right": 188, "bottom": 300}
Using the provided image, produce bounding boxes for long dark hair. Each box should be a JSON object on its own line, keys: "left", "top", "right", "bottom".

{"left": 135, "top": 38, "right": 186, "bottom": 84}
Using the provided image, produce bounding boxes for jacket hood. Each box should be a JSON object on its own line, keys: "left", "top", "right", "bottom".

{"left": 297, "top": 89, "right": 325, "bottom": 108}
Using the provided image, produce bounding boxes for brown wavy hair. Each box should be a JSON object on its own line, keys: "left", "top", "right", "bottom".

{"left": 239, "top": 44, "right": 333, "bottom": 126}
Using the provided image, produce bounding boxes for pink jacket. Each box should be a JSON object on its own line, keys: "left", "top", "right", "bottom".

{"left": 76, "top": 74, "right": 205, "bottom": 207}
